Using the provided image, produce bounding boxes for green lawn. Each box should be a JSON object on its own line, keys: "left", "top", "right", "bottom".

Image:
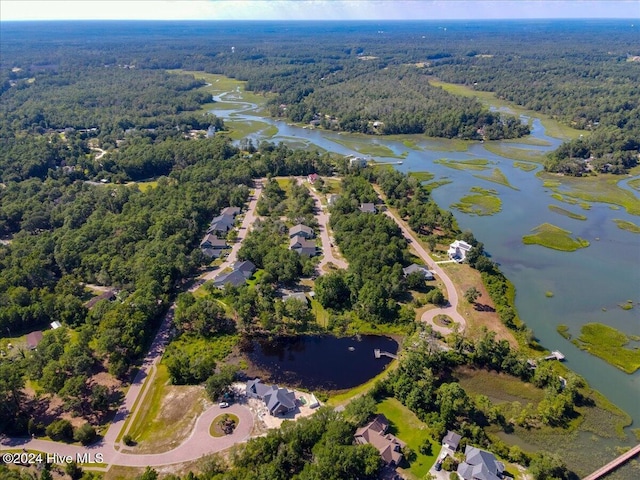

{"left": 473, "top": 168, "right": 519, "bottom": 190}
{"left": 311, "top": 299, "right": 330, "bottom": 328}
{"left": 376, "top": 397, "right": 438, "bottom": 479}
{"left": 122, "top": 364, "right": 171, "bottom": 444}
{"left": 522, "top": 223, "right": 590, "bottom": 251}
{"left": 573, "top": 323, "right": 640, "bottom": 374}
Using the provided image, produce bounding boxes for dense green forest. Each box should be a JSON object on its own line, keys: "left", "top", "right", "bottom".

{"left": 0, "top": 20, "right": 637, "bottom": 479}
{"left": 2, "top": 20, "right": 638, "bottom": 176}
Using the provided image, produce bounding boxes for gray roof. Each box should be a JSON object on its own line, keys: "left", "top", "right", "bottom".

{"left": 27, "top": 331, "right": 44, "bottom": 349}
{"left": 457, "top": 446, "right": 504, "bottom": 480}
{"left": 213, "top": 269, "right": 248, "bottom": 288}
{"left": 246, "top": 380, "right": 296, "bottom": 415}
{"left": 283, "top": 292, "right": 308, "bottom": 303}
{"left": 289, "top": 224, "right": 314, "bottom": 238}
{"left": 221, "top": 206, "right": 241, "bottom": 217}
{"left": 443, "top": 430, "right": 462, "bottom": 450}
{"left": 208, "top": 214, "right": 235, "bottom": 233}
{"left": 360, "top": 203, "right": 377, "bottom": 213}
{"left": 200, "top": 234, "right": 227, "bottom": 249}
{"left": 246, "top": 379, "right": 272, "bottom": 398}
{"left": 403, "top": 263, "right": 434, "bottom": 279}
{"left": 294, "top": 246, "right": 318, "bottom": 257}
{"left": 264, "top": 386, "right": 296, "bottom": 415}
{"left": 290, "top": 236, "right": 316, "bottom": 249}
{"left": 201, "top": 248, "right": 223, "bottom": 259}
{"left": 233, "top": 260, "right": 256, "bottom": 277}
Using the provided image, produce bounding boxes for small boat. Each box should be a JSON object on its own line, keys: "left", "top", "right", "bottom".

{"left": 348, "top": 346, "right": 355, "bottom": 351}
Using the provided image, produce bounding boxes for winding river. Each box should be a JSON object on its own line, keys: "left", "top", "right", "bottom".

{"left": 210, "top": 90, "right": 640, "bottom": 426}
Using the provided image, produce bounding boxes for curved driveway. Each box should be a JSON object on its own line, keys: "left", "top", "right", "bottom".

{"left": 382, "top": 209, "right": 466, "bottom": 333}
{"left": 2, "top": 404, "right": 253, "bottom": 467}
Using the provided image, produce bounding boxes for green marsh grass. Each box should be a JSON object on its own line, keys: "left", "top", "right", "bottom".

{"left": 522, "top": 223, "right": 589, "bottom": 251}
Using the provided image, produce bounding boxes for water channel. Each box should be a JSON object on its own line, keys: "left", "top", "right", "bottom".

{"left": 210, "top": 90, "right": 640, "bottom": 426}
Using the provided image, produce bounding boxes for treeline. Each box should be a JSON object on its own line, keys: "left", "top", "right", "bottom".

{"left": 3, "top": 20, "right": 638, "bottom": 173}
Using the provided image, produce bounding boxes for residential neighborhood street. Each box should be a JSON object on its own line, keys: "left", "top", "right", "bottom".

{"left": 382, "top": 209, "right": 467, "bottom": 333}
{"left": 301, "top": 178, "right": 349, "bottom": 273}
{"left": 1, "top": 182, "right": 265, "bottom": 469}
{"left": 196, "top": 179, "right": 264, "bottom": 287}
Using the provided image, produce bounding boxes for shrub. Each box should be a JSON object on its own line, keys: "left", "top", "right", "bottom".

{"left": 74, "top": 423, "right": 97, "bottom": 445}
{"left": 46, "top": 419, "right": 74, "bottom": 441}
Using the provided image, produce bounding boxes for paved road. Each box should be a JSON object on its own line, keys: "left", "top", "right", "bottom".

{"left": 2, "top": 404, "right": 253, "bottom": 467}
{"left": 300, "top": 178, "right": 348, "bottom": 273}
{"left": 2, "top": 183, "right": 264, "bottom": 467}
{"left": 382, "top": 209, "right": 466, "bottom": 333}
{"left": 196, "top": 179, "right": 264, "bottom": 287}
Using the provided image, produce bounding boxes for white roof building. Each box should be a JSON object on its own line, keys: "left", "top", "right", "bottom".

{"left": 448, "top": 240, "right": 473, "bottom": 262}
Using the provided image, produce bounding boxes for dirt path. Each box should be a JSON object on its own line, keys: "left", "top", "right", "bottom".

{"left": 300, "top": 178, "right": 348, "bottom": 273}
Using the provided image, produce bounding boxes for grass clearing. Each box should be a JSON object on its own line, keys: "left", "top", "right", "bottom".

{"left": 483, "top": 143, "right": 547, "bottom": 164}
{"left": 122, "top": 364, "right": 170, "bottom": 444}
{"left": 522, "top": 223, "right": 590, "bottom": 251}
{"left": 456, "top": 366, "right": 544, "bottom": 406}
{"left": 311, "top": 299, "right": 330, "bottom": 328}
{"left": 376, "top": 397, "right": 438, "bottom": 479}
{"left": 452, "top": 192, "right": 502, "bottom": 216}
{"left": 513, "top": 162, "right": 538, "bottom": 172}
{"left": 439, "top": 262, "right": 517, "bottom": 346}
{"left": 434, "top": 158, "right": 491, "bottom": 171}
{"left": 548, "top": 205, "right": 587, "bottom": 221}
{"left": 167, "top": 334, "right": 239, "bottom": 363}
{"left": 573, "top": 323, "right": 640, "bottom": 374}
{"left": 613, "top": 219, "right": 640, "bottom": 233}
{"left": 409, "top": 171, "right": 435, "bottom": 182}
{"left": 473, "top": 168, "right": 519, "bottom": 190}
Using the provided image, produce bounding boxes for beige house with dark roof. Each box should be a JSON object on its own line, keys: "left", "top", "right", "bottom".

{"left": 354, "top": 414, "right": 406, "bottom": 466}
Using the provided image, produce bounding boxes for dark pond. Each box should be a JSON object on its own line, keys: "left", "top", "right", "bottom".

{"left": 243, "top": 334, "right": 399, "bottom": 391}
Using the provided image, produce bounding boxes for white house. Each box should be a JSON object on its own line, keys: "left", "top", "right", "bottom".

{"left": 448, "top": 240, "right": 473, "bottom": 262}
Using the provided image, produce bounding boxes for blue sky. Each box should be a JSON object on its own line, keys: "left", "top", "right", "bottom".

{"left": 1, "top": 1, "right": 639, "bottom": 21}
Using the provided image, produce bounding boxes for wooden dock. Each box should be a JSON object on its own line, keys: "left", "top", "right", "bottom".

{"left": 544, "top": 350, "right": 565, "bottom": 361}
{"left": 374, "top": 349, "right": 398, "bottom": 360}
{"left": 582, "top": 443, "right": 640, "bottom": 480}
